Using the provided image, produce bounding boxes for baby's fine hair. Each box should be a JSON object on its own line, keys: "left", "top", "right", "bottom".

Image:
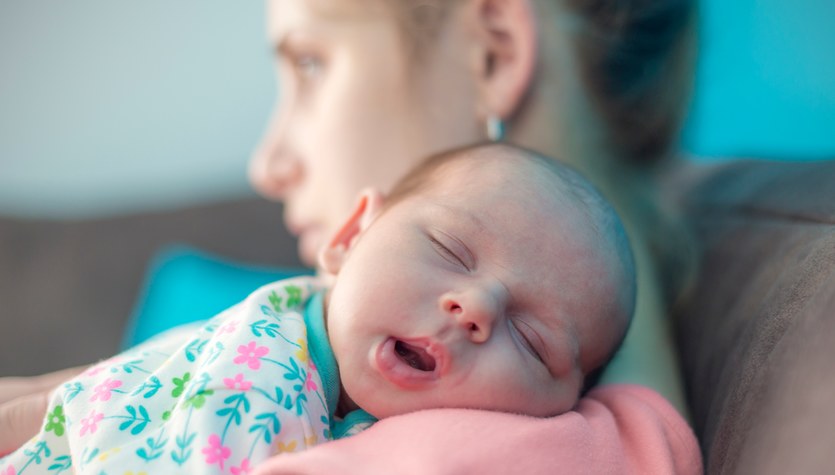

{"left": 386, "top": 142, "right": 636, "bottom": 394}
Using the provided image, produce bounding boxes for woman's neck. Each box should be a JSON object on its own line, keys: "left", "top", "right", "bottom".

{"left": 566, "top": 148, "right": 697, "bottom": 307}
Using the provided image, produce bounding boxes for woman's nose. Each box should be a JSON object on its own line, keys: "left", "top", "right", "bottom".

{"left": 248, "top": 119, "right": 303, "bottom": 201}
{"left": 440, "top": 286, "right": 503, "bottom": 344}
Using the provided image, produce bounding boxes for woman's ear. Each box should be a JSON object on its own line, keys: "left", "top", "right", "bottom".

{"left": 318, "top": 189, "right": 385, "bottom": 275}
{"left": 467, "top": 0, "right": 538, "bottom": 121}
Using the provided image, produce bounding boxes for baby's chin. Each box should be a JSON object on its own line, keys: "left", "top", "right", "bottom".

{"left": 354, "top": 399, "right": 434, "bottom": 420}
{"left": 340, "top": 386, "right": 432, "bottom": 420}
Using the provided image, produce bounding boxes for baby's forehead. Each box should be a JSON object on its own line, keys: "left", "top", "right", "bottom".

{"left": 428, "top": 152, "right": 579, "bottom": 213}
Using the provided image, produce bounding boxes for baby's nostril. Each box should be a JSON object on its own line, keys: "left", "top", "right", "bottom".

{"left": 468, "top": 323, "right": 478, "bottom": 332}
{"left": 449, "top": 303, "right": 462, "bottom": 313}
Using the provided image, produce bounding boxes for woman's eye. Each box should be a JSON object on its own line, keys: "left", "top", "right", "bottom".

{"left": 430, "top": 236, "right": 469, "bottom": 271}
{"left": 295, "top": 54, "right": 322, "bottom": 80}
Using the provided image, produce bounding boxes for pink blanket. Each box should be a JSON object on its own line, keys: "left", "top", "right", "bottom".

{"left": 253, "top": 384, "right": 701, "bottom": 474}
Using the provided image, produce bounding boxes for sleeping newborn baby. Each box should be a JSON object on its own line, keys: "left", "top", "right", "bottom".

{"left": 1, "top": 143, "right": 635, "bottom": 474}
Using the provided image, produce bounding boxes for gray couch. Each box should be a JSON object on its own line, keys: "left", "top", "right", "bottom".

{"left": 2, "top": 159, "right": 834, "bottom": 473}
{"left": 673, "top": 159, "right": 835, "bottom": 473}
{"left": 0, "top": 199, "right": 302, "bottom": 376}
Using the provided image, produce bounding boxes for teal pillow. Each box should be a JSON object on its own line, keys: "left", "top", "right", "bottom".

{"left": 122, "top": 245, "right": 310, "bottom": 348}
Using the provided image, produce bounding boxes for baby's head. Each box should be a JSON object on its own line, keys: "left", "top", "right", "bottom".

{"left": 319, "top": 143, "right": 635, "bottom": 419}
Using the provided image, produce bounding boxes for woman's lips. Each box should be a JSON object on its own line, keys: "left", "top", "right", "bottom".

{"left": 374, "top": 338, "right": 447, "bottom": 389}
{"left": 285, "top": 216, "right": 324, "bottom": 266}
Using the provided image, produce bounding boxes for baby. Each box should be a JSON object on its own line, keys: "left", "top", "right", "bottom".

{"left": 1, "top": 143, "right": 635, "bottom": 474}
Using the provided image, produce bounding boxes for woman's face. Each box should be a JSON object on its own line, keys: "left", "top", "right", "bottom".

{"left": 251, "top": 0, "right": 485, "bottom": 265}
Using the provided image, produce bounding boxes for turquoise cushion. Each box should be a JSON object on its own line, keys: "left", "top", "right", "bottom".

{"left": 122, "top": 245, "right": 311, "bottom": 347}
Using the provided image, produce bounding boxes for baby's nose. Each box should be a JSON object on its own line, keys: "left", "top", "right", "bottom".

{"left": 440, "top": 288, "right": 502, "bottom": 344}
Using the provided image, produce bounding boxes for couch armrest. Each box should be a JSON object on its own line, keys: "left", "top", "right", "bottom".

{"left": 673, "top": 159, "right": 835, "bottom": 473}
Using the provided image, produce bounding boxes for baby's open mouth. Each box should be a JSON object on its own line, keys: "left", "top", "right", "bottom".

{"left": 394, "top": 340, "right": 436, "bottom": 372}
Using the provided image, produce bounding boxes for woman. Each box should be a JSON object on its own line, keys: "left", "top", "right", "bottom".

{"left": 1, "top": 0, "right": 699, "bottom": 471}
{"left": 249, "top": 0, "right": 693, "bottom": 407}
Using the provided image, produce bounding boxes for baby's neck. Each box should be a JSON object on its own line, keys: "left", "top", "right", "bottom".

{"left": 335, "top": 382, "right": 361, "bottom": 418}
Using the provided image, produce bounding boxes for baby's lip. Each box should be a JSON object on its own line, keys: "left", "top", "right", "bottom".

{"left": 374, "top": 337, "right": 448, "bottom": 389}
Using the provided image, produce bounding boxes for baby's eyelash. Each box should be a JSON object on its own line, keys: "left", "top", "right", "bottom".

{"left": 429, "top": 236, "right": 470, "bottom": 270}
{"left": 513, "top": 319, "right": 545, "bottom": 364}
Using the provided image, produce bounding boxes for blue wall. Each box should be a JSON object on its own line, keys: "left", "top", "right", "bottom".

{"left": 0, "top": 0, "right": 273, "bottom": 218}
{"left": 682, "top": 0, "right": 835, "bottom": 160}
{"left": 1, "top": 0, "right": 833, "bottom": 218}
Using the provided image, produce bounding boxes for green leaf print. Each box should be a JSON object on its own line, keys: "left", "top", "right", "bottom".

{"left": 250, "top": 319, "right": 281, "bottom": 338}
{"left": 20, "top": 440, "right": 52, "bottom": 473}
{"left": 217, "top": 393, "right": 251, "bottom": 433}
{"left": 172, "top": 432, "right": 196, "bottom": 466}
{"left": 295, "top": 393, "right": 308, "bottom": 416}
{"left": 79, "top": 447, "right": 99, "bottom": 470}
{"left": 136, "top": 431, "right": 167, "bottom": 461}
{"left": 47, "top": 454, "right": 72, "bottom": 473}
{"left": 203, "top": 341, "right": 225, "bottom": 367}
{"left": 131, "top": 375, "right": 162, "bottom": 398}
{"left": 171, "top": 406, "right": 196, "bottom": 466}
{"left": 120, "top": 359, "right": 150, "bottom": 374}
{"left": 62, "top": 382, "right": 83, "bottom": 404}
{"left": 249, "top": 412, "right": 282, "bottom": 444}
{"left": 117, "top": 404, "right": 151, "bottom": 435}
{"left": 281, "top": 357, "right": 303, "bottom": 382}
{"left": 184, "top": 339, "right": 208, "bottom": 362}
{"left": 320, "top": 415, "right": 332, "bottom": 440}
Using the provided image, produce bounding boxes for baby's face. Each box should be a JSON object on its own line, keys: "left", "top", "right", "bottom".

{"left": 325, "top": 158, "right": 610, "bottom": 419}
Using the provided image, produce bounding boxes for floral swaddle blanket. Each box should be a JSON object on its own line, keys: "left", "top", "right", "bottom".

{"left": 1, "top": 277, "right": 353, "bottom": 475}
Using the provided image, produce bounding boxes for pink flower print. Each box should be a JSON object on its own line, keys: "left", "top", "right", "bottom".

{"left": 234, "top": 341, "right": 269, "bottom": 370}
{"left": 79, "top": 410, "right": 104, "bottom": 436}
{"left": 1, "top": 466, "right": 16, "bottom": 475}
{"left": 230, "top": 458, "right": 252, "bottom": 475}
{"left": 90, "top": 378, "right": 122, "bottom": 402}
{"left": 304, "top": 370, "right": 317, "bottom": 392}
{"left": 202, "top": 434, "right": 231, "bottom": 469}
{"left": 218, "top": 320, "right": 239, "bottom": 335}
{"left": 83, "top": 364, "right": 106, "bottom": 377}
{"left": 309, "top": 360, "right": 317, "bottom": 372}
{"left": 223, "top": 373, "right": 253, "bottom": 391}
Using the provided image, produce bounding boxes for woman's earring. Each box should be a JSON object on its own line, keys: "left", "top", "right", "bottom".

{"left": 486, "top": 115, "right": 505, "bottom": 141}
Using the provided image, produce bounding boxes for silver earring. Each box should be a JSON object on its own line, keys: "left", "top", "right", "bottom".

{"left": 486, "top": 115, "right": 505, "bottom": 141}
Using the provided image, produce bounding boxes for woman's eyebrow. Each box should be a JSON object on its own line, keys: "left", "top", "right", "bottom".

{"left": 271, "top": 29, "right": 307, "bottom": 59}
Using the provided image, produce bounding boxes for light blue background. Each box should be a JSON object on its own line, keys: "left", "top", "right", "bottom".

{"left": 0, "top": 0, "right": 273, "bottom": 218}
{"left": 1, "top": 0, "right": 833, "bottom": 218}
{"left": 683, "top": 0, "right": 835, "bottom": 159}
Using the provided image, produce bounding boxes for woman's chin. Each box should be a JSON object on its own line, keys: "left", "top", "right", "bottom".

{"left": 298, "top": 230, "right": 324, "bottom": 267}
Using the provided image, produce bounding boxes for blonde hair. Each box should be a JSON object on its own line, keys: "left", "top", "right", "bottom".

{"left": 383, "top": 0, "right": 696, "bottom": 165}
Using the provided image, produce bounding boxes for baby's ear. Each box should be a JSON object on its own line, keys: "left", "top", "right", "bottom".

{"left": 318, "top": 188, "right": 384, "bottom": 275}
